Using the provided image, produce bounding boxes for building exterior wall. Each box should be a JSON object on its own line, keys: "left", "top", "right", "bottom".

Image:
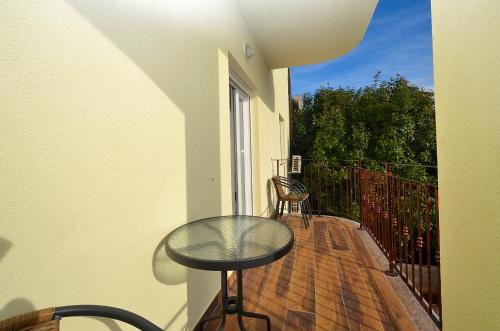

{"left": 0, "top": 1, "right": 289, "bottom": 330}
{"left": 431, "top": 1, "right": 500, "bottom": 330}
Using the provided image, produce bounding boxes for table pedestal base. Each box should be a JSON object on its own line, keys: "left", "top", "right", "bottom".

{"left": 200, "top": 270, "right": 271, "bottom": 331}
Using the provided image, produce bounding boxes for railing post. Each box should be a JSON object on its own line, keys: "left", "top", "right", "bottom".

{"left": 317, "top": 160, "right": 321, "bottom": 216}
{"left": 386, "top": 164, "right": 397, "bottom": 276}
{"left": 276, "top": 159, "right": 280, "bottom": 176}
{"left": 358, "top": 160, "right": 363, "bottom": 229}
{"left": 436, "top": 188, "right": 442, "bottom": 321}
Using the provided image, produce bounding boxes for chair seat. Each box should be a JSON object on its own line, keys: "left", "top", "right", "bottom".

{"left": 283, "top": 192, "right": 309, "bottom": 201}
{"left": 19, "top": 320, "right": 59, "bottom": 331}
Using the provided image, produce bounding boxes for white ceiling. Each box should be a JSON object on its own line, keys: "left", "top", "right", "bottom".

{"left": 235, "top": 0, "right": 378, "bottom": 68}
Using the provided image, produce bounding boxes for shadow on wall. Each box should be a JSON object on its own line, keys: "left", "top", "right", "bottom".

{"left": 0, "top": 298, "right": 35, "bottom": 321}
{"left": 0, "top": 237, "right": 12, "bottom": 263}
{"left": 162, "top": 303, "right": 188, "bottom": 331}
{"left": 152, "top": 236, "right": 188, "bottom": 286}
{"left": 265, "top": 179, "right": 277, "bottom": 217}
{"left": 62, "top": 0, "right": 257, "bottom": 329}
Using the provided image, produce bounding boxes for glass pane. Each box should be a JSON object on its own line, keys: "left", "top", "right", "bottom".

{"left": 238, "top": 96, "right": 246, "bottom": 213}
{"left": 166, "top": 216, "right": 292, "bottom": 262}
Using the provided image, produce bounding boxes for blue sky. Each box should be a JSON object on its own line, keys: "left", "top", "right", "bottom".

{"left": 290, "top": 0, "right": 434, "bottom": 96}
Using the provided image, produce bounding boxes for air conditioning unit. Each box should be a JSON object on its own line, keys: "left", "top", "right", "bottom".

{"left": 290, "top": 155, "right": 302, "bottom": 174}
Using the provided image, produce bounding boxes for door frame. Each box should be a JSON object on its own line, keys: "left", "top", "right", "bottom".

{"left": 229, "top": 70, "right": 253, "bottom": 215}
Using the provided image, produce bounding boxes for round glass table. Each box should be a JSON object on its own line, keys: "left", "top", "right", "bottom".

{"left": 165, "top": 215, "right": 294, "bottom": 331}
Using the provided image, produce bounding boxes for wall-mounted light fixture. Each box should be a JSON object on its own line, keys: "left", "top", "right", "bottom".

{"left": 244, "top": 43, "right": 253, "bottom": 59}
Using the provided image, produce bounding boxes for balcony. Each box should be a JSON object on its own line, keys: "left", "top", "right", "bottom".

{"left": 201, "top": 158, "right": 440, "bottom": 330}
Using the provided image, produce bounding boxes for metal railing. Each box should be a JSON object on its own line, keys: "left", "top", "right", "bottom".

{"left": 272, "top": 158, "right": 442, "bottom": 327}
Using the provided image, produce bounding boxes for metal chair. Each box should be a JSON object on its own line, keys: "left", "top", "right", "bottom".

{"left": 271, "top": 176, "right": 313, "bottom": 228}
{"left": 0, "top": 305, "right": 163, "bottom": 331}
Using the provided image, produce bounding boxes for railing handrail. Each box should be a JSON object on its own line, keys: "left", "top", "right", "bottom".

{"left": 272, "top": 158, "right": 438, "bottom": 187}
{"left": 271, "top": 157, "right": 437, "bottom": 169}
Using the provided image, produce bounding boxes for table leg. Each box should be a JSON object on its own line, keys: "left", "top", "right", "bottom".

{"left": 216, "top": 270, "right": 227, "bottom": 331}
{"left": 236, "top": 270, "right": 271, "bottom": 331}
{"left": 199, "top": 271, "right": 227, "bottom": 331}
{"left": 199, "top": 270, "right": 271, "bottom": 331}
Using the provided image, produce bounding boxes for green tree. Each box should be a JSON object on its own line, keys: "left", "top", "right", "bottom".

{"left": 290, "top": 74, "right": 437, "bottom": 182}
{"left": 312, "top": 105, "right": 345, "bottom": 163}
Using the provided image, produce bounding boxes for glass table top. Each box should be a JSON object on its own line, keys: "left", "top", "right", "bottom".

{"left": 165, "top": 216, "right": 294, "bottom": 271}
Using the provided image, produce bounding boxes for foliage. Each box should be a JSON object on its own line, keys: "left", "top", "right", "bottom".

{"left": 291, "top": 74, "right": 437, "bottom": 182}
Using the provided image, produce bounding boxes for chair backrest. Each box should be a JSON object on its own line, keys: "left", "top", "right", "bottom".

{"left": 271, "top": 176, "right": 287, "bottom": 199}
{"left": 0, "top": 305, "right": 163, "bottom": 331}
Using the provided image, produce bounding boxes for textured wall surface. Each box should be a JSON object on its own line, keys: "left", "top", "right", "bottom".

{"left": 431, "top": 1, "right": 500, "bottom": 330}
{"left": 0, "top": 1, "right": 289, "bottom": 329}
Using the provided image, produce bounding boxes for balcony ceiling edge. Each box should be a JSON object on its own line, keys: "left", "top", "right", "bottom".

{"left": 235, "top": 0, "right": 378, "bottom": 69}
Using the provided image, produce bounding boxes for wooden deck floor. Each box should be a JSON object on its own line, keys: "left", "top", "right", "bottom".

{"left": 204, "top": 216, "right": 416, "bottom": 331}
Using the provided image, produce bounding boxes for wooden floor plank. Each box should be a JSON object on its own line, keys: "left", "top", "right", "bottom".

{"left": 242, "top": 264, "right": 273, "bottom": 311}
{"left": 287, "top": 220, "right": 316, "bottom": 313}
{"left": 283, "top": 310, "right": 316, "bottom": 331}
{"left": 314, "top": 221, "right": 350, "bottom": 331}
{"left": 346, "top": 231, "right": 395, "bottom": 329}
{"left": 349, "top": 225, "right": 417, "bottom": 331}
{"left": 249, "top": 232, "right": 297, "bottom": 331}
{"left": 336, "top": 256, "right": 383, "bottom": 330}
